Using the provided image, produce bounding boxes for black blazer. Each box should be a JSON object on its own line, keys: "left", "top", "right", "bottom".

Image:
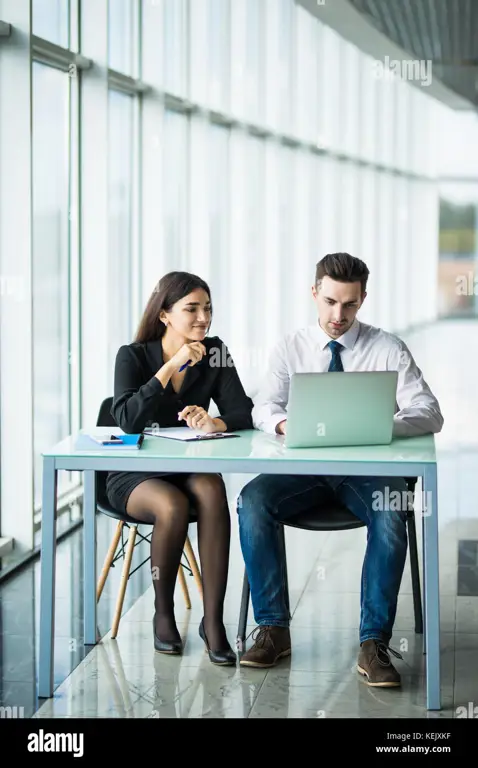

{"left": 111, "top": 335, "right": 254, "bottom": 434}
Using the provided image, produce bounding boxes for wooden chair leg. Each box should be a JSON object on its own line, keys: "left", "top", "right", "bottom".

{"left": 111, "top": 525, "right": 137, "bottom": 639}
{"left": 178, "top": 562, "right": 191, "bottom": 609}
{"left": 97, "top": 520, "right": 124, "bottom": 601}
{"left": 184, "top": 536, "right": 203, "bottom": 599}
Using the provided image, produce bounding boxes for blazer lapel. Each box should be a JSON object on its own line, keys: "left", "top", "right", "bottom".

{"left": 179, "top": 357, "right": 204, "bottom": 396}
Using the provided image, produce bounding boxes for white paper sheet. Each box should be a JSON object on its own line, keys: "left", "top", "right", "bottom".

{"left": 143, "top": 427, "right": 239, "bottom": 441}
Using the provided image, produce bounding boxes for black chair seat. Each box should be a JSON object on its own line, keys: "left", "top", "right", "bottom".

{"left": 283, "top": 502, "right": 365, "bottom": 532}
{"left": 284, "top": 477, "right": 418, "bottom": 532}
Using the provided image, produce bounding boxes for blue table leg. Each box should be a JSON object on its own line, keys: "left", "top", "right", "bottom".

{"left": 38, "top": 457, "right": 57, "bottom": 698}
{"left": 423, "top": 463, "right": 441, "bottom": 710}
{"left": 83, "top": 470, "right": 97, "bottom": 645}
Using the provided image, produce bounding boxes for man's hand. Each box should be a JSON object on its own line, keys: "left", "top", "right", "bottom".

{"left": 178, "top": 405, "right": 217, "bottom": 433}
{"left": 276, "top": 420, "right": 287, "bottom": 435}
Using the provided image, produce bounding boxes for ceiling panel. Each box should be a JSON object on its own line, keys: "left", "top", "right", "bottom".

{"left": 347, "top": 0, "right": 478, "bottom": 105}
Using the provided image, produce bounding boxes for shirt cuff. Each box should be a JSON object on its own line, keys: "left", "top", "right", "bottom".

{"left": 266, "top": 413, "right": 288, "bottom": 435}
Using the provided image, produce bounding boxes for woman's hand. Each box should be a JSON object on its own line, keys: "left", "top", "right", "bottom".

{"left": 178, "top": 405, "right": 218, "bottom": 433}
{"left": 169, "top": 342, "right": 206, "bottom": 372}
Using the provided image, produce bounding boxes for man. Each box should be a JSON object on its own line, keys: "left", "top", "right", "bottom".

{"left": 237, "top": 253, "right": 443, "bottom": 687}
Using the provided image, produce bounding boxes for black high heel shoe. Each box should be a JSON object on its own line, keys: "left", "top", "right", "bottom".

{"left": 199, "top": 618, "right": 237, "bottom": 666}
{"left": 153, "top": 617, "right": 182, "bottom": 655}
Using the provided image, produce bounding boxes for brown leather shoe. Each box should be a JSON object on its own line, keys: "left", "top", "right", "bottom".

{"left": 357, "top": 639, "right": 402, "bottom": 687}
{"left": 239, "top": 625, "right": 291, "bottom": 668}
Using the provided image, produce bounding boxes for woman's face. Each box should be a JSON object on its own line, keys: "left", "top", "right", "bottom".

{"left": 161, "top": 288, "right": 212, "bottom": 342}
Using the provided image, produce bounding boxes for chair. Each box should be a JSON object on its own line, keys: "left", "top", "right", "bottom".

{"left": 94, "top": 397, "right": 203, "bottom": 638}
{"left": 237, "top": 477, "right": 423, "bottom": 646}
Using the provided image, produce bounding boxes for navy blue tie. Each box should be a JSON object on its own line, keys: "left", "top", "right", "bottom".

{"left": 327, "top": 341, "right": 344, "bottom": 372}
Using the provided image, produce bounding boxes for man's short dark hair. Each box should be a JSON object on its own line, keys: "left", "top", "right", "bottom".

{"left": 315, "top": 253, "right": 369, "bottom": 295}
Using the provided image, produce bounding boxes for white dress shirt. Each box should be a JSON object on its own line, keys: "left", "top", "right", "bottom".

{"left": 252, "top": 318, "right": 444, "bottom": 438}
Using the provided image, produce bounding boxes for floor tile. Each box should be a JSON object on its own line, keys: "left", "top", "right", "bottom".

{"left": 248, "top": 669, "right": 455, "bottom": 719}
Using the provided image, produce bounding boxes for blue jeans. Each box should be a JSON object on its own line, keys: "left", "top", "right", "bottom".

{"left": 237, "top": 473, "right": 409, "bottom": 644}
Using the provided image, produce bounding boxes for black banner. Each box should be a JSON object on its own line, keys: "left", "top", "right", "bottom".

{"left": 4, "top": 716, "right": 477, "bottom": 759}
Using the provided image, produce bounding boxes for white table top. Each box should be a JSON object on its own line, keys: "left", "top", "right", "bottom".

{"left": 43, "top": 428, "right": 437, "bottom": 466}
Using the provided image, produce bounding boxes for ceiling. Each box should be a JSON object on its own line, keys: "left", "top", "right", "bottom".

{"left": 340, "top": 0, "right": 478, "bottom": 107}
{"left": 297, "top": 0, "right": 478, "bottom": 110}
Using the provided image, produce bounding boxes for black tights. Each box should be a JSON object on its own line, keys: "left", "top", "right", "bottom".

{"left": 125, "top": 473, "right": 231, "bottom": 650}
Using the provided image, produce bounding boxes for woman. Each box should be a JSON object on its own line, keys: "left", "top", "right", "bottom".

{"left": 106, "top": 271, "right": 253, "bottom": 665}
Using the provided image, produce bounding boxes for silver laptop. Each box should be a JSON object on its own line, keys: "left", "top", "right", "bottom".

{"left": 284, "top": 371, "right": 398, "bottom": 449}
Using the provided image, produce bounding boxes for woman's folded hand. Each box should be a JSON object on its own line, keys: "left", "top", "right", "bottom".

{"left": 178, "top": 405, "right": 217, "bottom": 433}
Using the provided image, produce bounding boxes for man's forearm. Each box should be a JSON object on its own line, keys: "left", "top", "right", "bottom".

{"left": 393, "top": 407, "right": 444, "bottom": 437}
{"left": 252, "top": 402, "right": 287, "bottom": 434}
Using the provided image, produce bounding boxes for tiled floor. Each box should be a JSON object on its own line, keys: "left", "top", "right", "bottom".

{"left": 2, "top": 318, "right": 478, "bottom": 718}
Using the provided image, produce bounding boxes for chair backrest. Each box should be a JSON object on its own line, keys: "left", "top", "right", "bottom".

{"left": 97, "top": 396, "right": 116, "bottom": 428}
{"left": 95, "top": 396, "right": 116, "bottom": 504}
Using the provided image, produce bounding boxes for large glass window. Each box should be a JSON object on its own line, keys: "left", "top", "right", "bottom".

{"left": 294, "top": 4, "right": 318, "bottom": 142}
{"left": 357, "top": 166, "right": 377, "bottom": 324}
{"left": 316, "top": 155, "right": 339, "bottom": 257}
{"left": 376, "top": 172, "right": 394, "bottom": 330}
{"left": 358, "top": 52, "right": 378, "bottom": 163}
{"left": 277, "top": 0, "right": 293, "bottom": 133}
{"left": 32, "top": 0, "right": 69, "bottom": 47}
{"left": 207, "top": 124, "right": 230, "bottom": 333}
{"left": 108, "top": 0, "right": 135, "bottom": 75}
{"left": 278, "top": 144, "right": 296, "bottom": 335}
{"left": 393, "top": 178, "right": 411, "bottom": 331}
{"left": 340, "top": 40, "right": 360, "bottom": 158}
{"left": 318, "top": 25, "right": 341, "bottom": 152}
{"left": 376, "top": 79, "right": 396, "bottom": 169}
{"left": 107, "top": 89, "right": 134, "bottom": 379}
{"left": 293, "top": 149, "right": 315, "bottom": 329}
{"left": 163, "top": 0, "right": 188, "bottom": 96}
{"left": 32, "top": 62, "right": 70, "bottom": 509}
{"left": 245, "top": 0, "right": 264, "bottom": 122}
{"left": 337, "top": 161, "right": 360, "bottom": 255}
{"left": 163, "top": 110, "right": 188, "bottom": 270}
{"left": 245, "top": 135, "right": 265, "bottom": 344}
{"left": 207, "top": 0, "right": 230, "bottom": 111}
{"left": 395, "top": 81, "right": 410, "bottom": 173}
{"left": 438, "top": 182, "right": 478, "bottom": 319}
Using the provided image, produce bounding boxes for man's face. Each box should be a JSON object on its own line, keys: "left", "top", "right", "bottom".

{"left": 312, "top": 276, "right": 366, "bottom": 339}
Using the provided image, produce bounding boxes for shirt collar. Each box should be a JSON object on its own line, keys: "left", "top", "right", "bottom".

{"left": 315, "top": 317, "right": 360, "bottom": 351}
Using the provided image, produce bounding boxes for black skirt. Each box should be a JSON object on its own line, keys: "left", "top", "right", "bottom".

{"left": 105, "top": 470, "right": 223, "bottom": 515}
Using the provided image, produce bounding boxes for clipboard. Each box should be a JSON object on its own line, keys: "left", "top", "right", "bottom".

{"left": 143, "top": 427, "right": 240, "bottom": 442}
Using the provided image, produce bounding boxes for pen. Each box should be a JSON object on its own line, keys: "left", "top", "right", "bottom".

{"left": 178, "top": 359, "right": 191, "bottom": 372}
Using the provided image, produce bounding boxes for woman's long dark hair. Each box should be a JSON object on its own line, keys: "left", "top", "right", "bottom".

{"left": 134, "top": 271, "right": 213, "bottom": 343}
